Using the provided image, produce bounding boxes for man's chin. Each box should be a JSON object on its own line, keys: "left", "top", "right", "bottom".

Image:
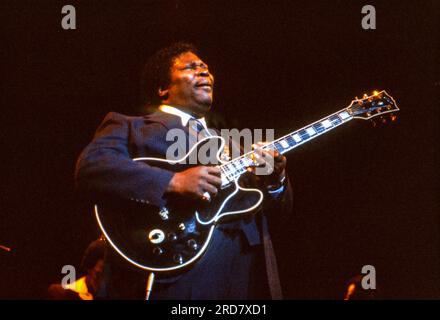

{"left": 191, "top": 106, "right": 209, "bottom": 118}
{"left": 194, "top": 100, "right": 212, "bottom": 116}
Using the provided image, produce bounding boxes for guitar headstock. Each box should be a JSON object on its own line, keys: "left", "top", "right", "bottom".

{"left": 347, "top": 90, "right": 399, "bottom": 124}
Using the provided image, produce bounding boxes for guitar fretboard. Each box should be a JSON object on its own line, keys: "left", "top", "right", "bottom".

{"left": 219, "top": 108, "right": 353, "bottom": 186}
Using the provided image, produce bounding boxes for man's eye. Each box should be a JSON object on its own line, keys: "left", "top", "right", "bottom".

{"left": 182, "top": 64, "right": 208, "bottom": 71}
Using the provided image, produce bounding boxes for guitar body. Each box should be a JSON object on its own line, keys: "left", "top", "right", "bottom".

{"left": 95, "top": 136, "right": 264, "bottom": 273}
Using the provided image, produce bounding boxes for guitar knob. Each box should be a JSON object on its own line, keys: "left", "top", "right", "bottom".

{"left": 173, "top": 254, "right": 184, "bottom": 264}
{"left": 148, "top": 229, "right": 165, "bottom": 244}
{"left": 187, "top": 239, "right": 198, "bottom": 251}
{"left": 167, "top": 232, "right": 177, "bottom": 241}
{"left": 153, "top": 247, "right": 163, "bottom": 255}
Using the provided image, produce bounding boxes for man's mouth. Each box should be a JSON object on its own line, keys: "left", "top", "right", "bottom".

{"left": 195, "top": 82, "right": 212, "bottom": 89}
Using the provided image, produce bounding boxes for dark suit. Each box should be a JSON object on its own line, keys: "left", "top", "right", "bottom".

{"left": 75, "top": 110, "right": 293, "bottom": 299}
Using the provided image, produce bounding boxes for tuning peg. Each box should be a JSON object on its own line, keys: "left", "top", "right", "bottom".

{"left": 363, "top": 93, "right": 368, "bottom": 99}
{"left": 373, "top": 90, "right": 379, "bottom": 96}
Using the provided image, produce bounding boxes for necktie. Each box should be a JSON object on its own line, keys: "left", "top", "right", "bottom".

{"left": 188, "top": 119, "right": 222, "bottom": 165}
{"left": 189, "top": 119, "right": 211, "bottom": 138}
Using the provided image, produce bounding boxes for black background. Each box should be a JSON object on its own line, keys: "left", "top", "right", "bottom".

{"left": 1, "top": 0, "right": 439, "bottom": 299}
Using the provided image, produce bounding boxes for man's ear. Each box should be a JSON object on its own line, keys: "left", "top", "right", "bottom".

{"left": 158, "top": 86, "right": 169, "bottom": 99}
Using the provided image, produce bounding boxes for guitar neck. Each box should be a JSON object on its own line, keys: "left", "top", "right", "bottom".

{"left": 219, "top": 107, "right": 353, "bottom": 184}
{"left": 264, "top": 107, "right": 353, "bottom": 155}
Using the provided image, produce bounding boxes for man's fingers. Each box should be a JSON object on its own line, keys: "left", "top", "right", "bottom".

{"left": 254, "top": 141, "right": 284, "bottom": 160}
{"left": 251, "top": 146, "right": 267, "bottom": 165}
{"left": 263, "top": 149, "right": 285, "bottom": 164}
{"left": 206, "top": 166, "right": 221, "bottom": 176}
{"left": 205, "top": 174, "right": 222, "bottom": 187}
{"left": 201, "top": 182, "right": 218, "bottom": 196}
{"left": 253, "top": 143, "right": 277, "bottom": 159}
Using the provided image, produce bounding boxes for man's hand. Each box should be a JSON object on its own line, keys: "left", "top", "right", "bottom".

{"left": 250, "top": 142, "right": 287, "bottom": 188}
{"left": 166, "top": 166, "right": 222, "bottom": 200}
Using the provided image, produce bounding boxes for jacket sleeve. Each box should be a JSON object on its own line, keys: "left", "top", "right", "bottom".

{"left": 263, "top": 173, "right": 294, "bottom": 228}
{"left": 74, "top": 112, "right": 174, "bottom": 208}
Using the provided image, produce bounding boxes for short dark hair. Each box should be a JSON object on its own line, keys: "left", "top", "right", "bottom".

{"left": 140, "top": 42, "right": 199, "bottom": 106}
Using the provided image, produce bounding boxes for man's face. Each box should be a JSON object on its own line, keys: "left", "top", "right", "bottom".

{"left": 161, "top": 51, "right": 214, "bottom": 117}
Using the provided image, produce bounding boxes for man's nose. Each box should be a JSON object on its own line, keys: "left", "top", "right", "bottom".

{"left": 198, "top": 69, "right": 210, "bottom": 77}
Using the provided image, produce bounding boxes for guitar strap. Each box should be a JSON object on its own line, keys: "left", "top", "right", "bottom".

{"left": 262, "top": 214, "right": 283, "bottom": 299}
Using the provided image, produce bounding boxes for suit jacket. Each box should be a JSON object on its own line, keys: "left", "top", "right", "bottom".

{"left": 75, "top": 110, "right": 293, "bottom": 297}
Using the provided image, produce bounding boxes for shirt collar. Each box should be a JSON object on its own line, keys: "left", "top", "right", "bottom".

{"left": 159, "top": 105, "right": 207, "bottom": 128}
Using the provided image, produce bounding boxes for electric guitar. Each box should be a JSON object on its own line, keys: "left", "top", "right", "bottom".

{"left": 94, "top": 90, "right": 399, "bottom": 273}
